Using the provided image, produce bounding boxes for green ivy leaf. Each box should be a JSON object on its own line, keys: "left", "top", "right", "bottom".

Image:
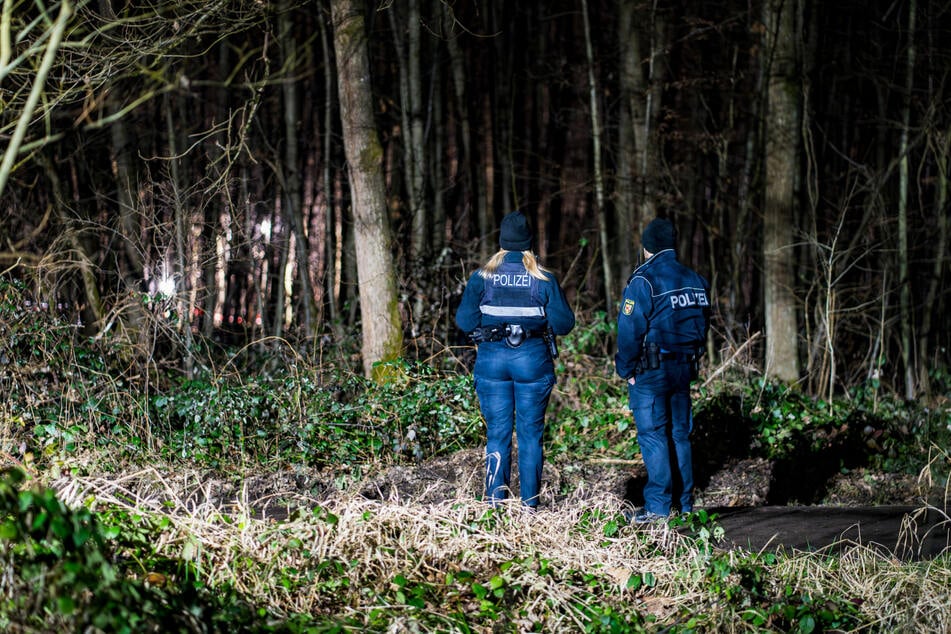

{"left": 471, "top": 582, "right": 487, "bottom": 600}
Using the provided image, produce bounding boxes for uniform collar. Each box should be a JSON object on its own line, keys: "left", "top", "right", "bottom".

{"left": 636, "top": 248, "right": 675, "bottom": 271}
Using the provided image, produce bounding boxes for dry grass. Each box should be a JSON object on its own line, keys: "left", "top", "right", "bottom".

{"left": 48, "top": 462, "right": 706, "bottom": 629}
{"left": 40, "top": 460, "right": 951, "bottom": 633}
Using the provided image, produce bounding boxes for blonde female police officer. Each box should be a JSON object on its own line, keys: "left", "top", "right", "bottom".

{"left": 615, "top": 217, "right": 710, "bottom": 523}
{"left": 455, "top": 211, "right": 575, "bottom": 509}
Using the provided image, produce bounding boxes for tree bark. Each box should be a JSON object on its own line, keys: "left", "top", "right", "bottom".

{"left": 763, "top": 0, "right": 801, "bottom": 383}
{"left": 331, "top": 0, "right": 403, "bottom": 379}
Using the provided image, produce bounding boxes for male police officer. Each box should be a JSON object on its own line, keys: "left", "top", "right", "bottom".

{"left": 615, "top": 217, "right": 710, "bottom": 523}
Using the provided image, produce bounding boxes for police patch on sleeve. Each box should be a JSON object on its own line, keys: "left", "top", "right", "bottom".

{"left": 622, "top": 298, "right": 635, "bottom": 315}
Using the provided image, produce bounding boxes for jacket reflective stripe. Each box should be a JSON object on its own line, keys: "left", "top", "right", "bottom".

{"left": 480, "top": 305, "right": 546, "bottom": 317}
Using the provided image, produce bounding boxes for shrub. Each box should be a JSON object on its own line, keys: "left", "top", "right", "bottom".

{"left": 0, "top": 468, "right": 274, "bottom": 632}
{"left": 151, "top": 360, "right": 485, "bottom": 468}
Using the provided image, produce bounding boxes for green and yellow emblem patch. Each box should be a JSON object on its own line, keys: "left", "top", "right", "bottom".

{"left": 622, "top": 299, "right": 635, "bottom": 315}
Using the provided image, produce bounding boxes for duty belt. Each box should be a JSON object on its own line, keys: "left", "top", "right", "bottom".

{"left": 635, "top": 342, "right": 701, "bottom": 373}
{"left": 477, "top": 324, "right": 546, "bottom": 343}
{"left": 468, "top": 324, "right": 559, "bottom": 359}
{"left": 659, "top": 351, "right": 699, "bottom": 362}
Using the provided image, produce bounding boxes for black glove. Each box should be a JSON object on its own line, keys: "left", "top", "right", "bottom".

{"left": 467, "top": 327, "right": 487, "bottom": 344}
{"left": 468, "top": 326, "right": 503, "bottom": 344}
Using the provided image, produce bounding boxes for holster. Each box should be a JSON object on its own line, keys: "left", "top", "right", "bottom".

{"left": 542, "top": 326, "right": 559, "bottom": 359}
{"left": 636, "top": 342, "right": 661, "bottom": 374}
{"left": 634, "top": 342, "right": 704, "bottom": 376}
{"left": 504, "top": 324, "right": 526, "bottom": 347}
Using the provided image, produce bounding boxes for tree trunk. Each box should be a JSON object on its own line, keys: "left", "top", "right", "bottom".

{"left": 478, "top": 91, "right": 494, "bottom": 261}
{"left": 638, "top": 8, "right": 664, "bottom": 227}
{"left": 431, "top": 50, "right": 446, "bottom": 255}
{"left": 762, "top": 0, "right": 801, "bottom": 383}
{"left": 897, "top": 0, "right": 917, "bottom": 400}
{"left": 734, "top": 7, "right": 763, "bottom": 334}
{"left": 164, "top": 93, "right": 195, "bottom": 377}
{"left": 918, "top": 127, "right": 948, "bottom": 399}
{"left": 109, "top": 113, "right": 144, "bottom": 282}
{"left": 279, "top": 0, "right": 315, "bottom": 341}
{"left": 445, "top": 7, "right": 473, "bottom": 246}
{"left": 38, "top": 155, "right": 105, "bottom": 333}
{"left": 617, "top": 4, "right": 666, "bottom": 281}
{"left": 616, "top": 0, "right": 638, "bottom": 279}
{"left": 318, "top": 4, "right": 339, "bottom": 326}
{"left": 581, "top": 0, "right": 613, "bottom": 319}
{"left": 387, "top": 0, "right": 427, "bottom": 329}
{"left": 407, "top": 0, "right": 427, "bottom": 261}
{"left": 331, "top": 0, "right": 403, "bottom": 380}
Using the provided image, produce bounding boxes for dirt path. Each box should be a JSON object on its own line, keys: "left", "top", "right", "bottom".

{"left": 708, "top": 505, "right": 950, "bottom": 561}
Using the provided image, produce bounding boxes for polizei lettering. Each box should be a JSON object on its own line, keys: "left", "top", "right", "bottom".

{"left": 491, "top": 273, "right": 531, "bottom": 287}
{"left": 669, "top": 289, "right": 709, "bottom": 309}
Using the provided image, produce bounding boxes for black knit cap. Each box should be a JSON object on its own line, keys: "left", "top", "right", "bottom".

{"left": 499, "top": 210, "right": 532, "bottom": 251}
{"left": 641, "top": 217, "right": 677, "bottom": 253}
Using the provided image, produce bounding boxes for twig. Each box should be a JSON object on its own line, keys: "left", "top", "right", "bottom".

{"left": 703, "top": 331, "right": 762, "bottom": 387}
{"left": 0, "top": 255, "right": 22, "bottom": 275}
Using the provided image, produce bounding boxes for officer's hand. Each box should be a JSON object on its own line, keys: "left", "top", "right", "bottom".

{"left": 627, "top": 377, "right": 636, "bottom": 386}
{"left": 468, "top": 328, "right": 486, "bottom": 344}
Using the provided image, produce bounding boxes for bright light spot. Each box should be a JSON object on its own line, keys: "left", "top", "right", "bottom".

{"left": 158, "top": 277, "right": 176, "bottom": 296}
{"left": 259, "top": 218, "right": 272, "bottom": 240}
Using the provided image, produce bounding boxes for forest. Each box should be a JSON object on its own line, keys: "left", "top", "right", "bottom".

{"left": 1, "top": 0, "right": 951, "bottom": 632}
{"left": 2, "top": 0, "right": 949, "bottom": 396}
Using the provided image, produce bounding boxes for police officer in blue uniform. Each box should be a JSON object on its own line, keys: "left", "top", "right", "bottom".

{"left": 455, "top": 211, "right": 575, "bottom": 509}
{"left": 615, "top": 217, "right": 710, "bottom": 523}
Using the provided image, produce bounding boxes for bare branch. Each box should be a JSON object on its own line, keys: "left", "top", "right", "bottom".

{"left": 0, "top": 0, "right": 70, "bottom": 197}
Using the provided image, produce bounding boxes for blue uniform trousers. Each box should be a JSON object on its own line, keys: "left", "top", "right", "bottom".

{"left": 473, "top": 339, "right": 554, "bottom": 507}
{"left": 628, "top": 359, "right": 695, "bottom": 515}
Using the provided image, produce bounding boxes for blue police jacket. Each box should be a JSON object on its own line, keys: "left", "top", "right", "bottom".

{"left": 615, "top": 249, "right": 710, "bottom": 379}
{"left": 455, "top": 252, "right": 575, "bottom": 336}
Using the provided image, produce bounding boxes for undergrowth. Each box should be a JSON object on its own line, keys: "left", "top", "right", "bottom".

{"left": 2, "top": 276, "right": 951, "bottom": 631}
{"left": 4, "top": 467, "right": 932, "bottom": 633}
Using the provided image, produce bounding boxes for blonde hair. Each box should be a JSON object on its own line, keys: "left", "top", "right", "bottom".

{"left": 479, "top": 250, "right": 550, "bottom": 281}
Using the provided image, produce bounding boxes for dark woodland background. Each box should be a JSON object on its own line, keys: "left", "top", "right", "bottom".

{"left": 1, "top": 0, "right": 949, "bottom": 400}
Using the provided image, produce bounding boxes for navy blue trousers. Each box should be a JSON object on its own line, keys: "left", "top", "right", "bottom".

{"left": 473, "top": 339, "right": 554, "bottom": 507}
{"left": 628, "top": 360, "right": 695, "bottom": 515}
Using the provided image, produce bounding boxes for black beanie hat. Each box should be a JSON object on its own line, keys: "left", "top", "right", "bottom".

{"left": 499, "top": 211, "right": 532, "bottom": 251}
{"left": 641, "top": 218, "right": 677, "bottom": 253}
